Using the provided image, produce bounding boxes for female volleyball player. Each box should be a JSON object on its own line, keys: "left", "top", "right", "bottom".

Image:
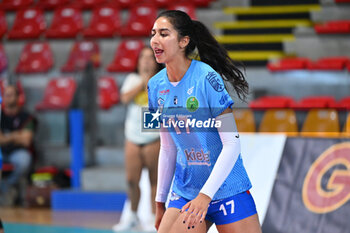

{"left": 147, "top": 10, "right": 262, "bottom": 233}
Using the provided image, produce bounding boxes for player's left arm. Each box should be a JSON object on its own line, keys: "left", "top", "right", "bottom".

{"left": 182, "top": 110, "right": 241, "bottom": 228}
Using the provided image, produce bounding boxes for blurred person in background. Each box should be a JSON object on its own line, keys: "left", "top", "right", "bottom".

{"left": 0, "top": 85, "right": 35, "bottom": 206}
{"left": 113, "top": 47, "right": 163, "bottom": 232}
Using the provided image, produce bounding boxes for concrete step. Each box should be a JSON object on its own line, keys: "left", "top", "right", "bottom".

{"left": 82, "top": 166, "right": 127, "bottom": 191}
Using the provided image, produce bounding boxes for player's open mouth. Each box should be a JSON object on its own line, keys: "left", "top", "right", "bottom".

{"left": 154, "top": 48, "right": 164, "bottom": 57}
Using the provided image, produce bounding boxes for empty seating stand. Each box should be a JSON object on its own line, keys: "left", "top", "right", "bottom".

{"left": 35, "top": 0, "right": 70, "bottom": 10}
{"left": 0, "top": 44, "right": 8, "bottom": 73}
{"left": 36, "top": 77, "right": 76, "bottom": 110}
{"left": 61, "top": 40, "right": 100, "bottom": 72}
{"left": 0, "top": 79, "right": 26, "bottom": 106}
{"left": 15, "top": 41, "right": 54, "bottom": 73}
{"left": 306, "top": 57, "right": 350, "bottom": 71}
{"left": 292, "top": 96, "right": 336, "bottom": 110}
{"left": 0, "top": 0, "right": 34, "bottom": 11}
{"left": 191, "top": 0, "right": 212, "bottom": 7}
{"left": 8, "top": 8, "right": 46, "bottom": 40}
{"left": 98, "top": 76, "right": 120, "bottom": 110}
{"left": 0, "top": 11, "right": 7, "bottom": 38}
{"left": 113, "top": 0, "right": 141, "bottom": 9}
{"left": 70, "top": 0, "right": 109, "bottom": 9}
{"left": 267, "top": 58, "right": 311, "bottom": 71}
{"left": 120, "top": 4, "right": 157, "bottom": 37}
{"left": 169, "top": 3, "right": 197, "bottom": 19}
{"left": 315, "top": 20, "right": 350, "bottom": 34}
{"left": 150, "top": 0, "right": 176, "bottom": 8}
{"left": 45, "top": 6, "right": 83, "bottom": 38}
{"left": 83, "top": 6, "right": 121, "bottom": 38}
{"left": 107, "top": 39, "right": 144, "bottom": 72}
{"left": 249, "top": 96, "right": 295, "bottom": 110}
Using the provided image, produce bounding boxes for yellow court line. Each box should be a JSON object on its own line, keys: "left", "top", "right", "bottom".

{"left": 228, "top": 51, "right": 286, "bottom": 61}
{"left": 223, "top": 4, "right": 321, "bottom": 15}
{"left": 215, "top": 34, "right": 295, "bottom": 43}
{"left": 214, "top": 19, "right": 313, "bottom": 29}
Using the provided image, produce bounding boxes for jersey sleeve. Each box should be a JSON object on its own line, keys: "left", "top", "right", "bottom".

{"left": 203, "top": 71, "right": 234, "bottom": 118}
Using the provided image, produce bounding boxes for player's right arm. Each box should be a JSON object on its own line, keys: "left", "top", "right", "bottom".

{"left": 155, "top": 129, "right": 177, "bottom": 230}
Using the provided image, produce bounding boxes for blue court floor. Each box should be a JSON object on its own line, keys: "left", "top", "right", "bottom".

{"left": 4, "top": 223, "right": 115, "bottom": 233}
{"left": 4, "top": 223, "right": 145, "bottom": 233}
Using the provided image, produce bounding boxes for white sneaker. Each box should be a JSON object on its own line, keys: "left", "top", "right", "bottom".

{"left": 142, "top": 214, "right": 156, "bottom": 232}
{"left": 112, "top": 212, "right": 140, "bottom": 232}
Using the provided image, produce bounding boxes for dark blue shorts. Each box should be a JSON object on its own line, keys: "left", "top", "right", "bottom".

{"left": 168, "top": 191, "right": 257, "bottom": 225}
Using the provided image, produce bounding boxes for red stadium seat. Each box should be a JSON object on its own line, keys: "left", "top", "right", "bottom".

{"left": 107, "top": 39, "right": 144, "bottom": 72}
{"left": 35, "top": 0, "right": 70, "bottom": 11}
{"left": 267, "top": 57, "right": 311, "bottom": 71}
{"left": 292, "top": 96, "right": 336, "bottom": 110}
{"left": 83, "top": 6, "right": 121, "bottom": 38}
{"left": 98, "top": 76, "right": 120, "bottom": 110}
{"left": 335, "top": 0, "right": 350, "bottom": 2}
{"left": 0, "top": 11, "right": 7, "bottom": 38}
{"left": 113, "top": 0, "right": 141, "bottom": 9}
{"left": 331, "top": 97, "right": 350, "bottom": 110}
{"left": 70, "top": 0, "right": 109, "bottom": 9}
{"left": 0, "top": 44, "right": 8, "bottom": 73}
{"left": 315, "top": 20, "right": 350, "bottom": 34}
{"left": 189, "top": 0, "right": 211, "bottom": 7}
{"left": 15, "top": 42, "right": 54, "bottom": 74}
{"left": 0, "top": 0, "right": 34, "bottom": 11}
{"left": 306, "top": 56, "right": 350, "bottom": 71}
{"left": 0, "top": 79, "right": 26, "bottom": 107}
{"left": 120, "top": 4, "right": 157, "bottom": 37}
{"left": 45, "top": 6, "right": 83, "bottom": 38}
{"left": 36, "top": 77, "right": 76, "bottom": 110}
{"left": 7, "top": 8, "right": 46, "bottom": 40}
{"left": 61, "top": 40, "right": 100, "bottom": 72}
{"left": 249, "top": 96, "right": 295, "bottom": 110}
{"left": 149, "top": 0, "right": 176, "bottom": 8}
{"left": 169, "top": 3, "right": 196, "bottom": 19}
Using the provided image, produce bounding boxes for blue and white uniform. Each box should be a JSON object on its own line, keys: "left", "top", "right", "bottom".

{"left": 148, "top": 60, "right": 251, "bottom": 200}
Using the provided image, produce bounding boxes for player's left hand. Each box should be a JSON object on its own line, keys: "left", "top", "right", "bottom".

{"left": 180, "top": 193, "right": 211, "bottom": 229}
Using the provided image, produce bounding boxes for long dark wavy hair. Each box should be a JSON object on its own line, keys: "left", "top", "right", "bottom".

{"left": 157, "top": 10, "right": 249, "bottom": 101}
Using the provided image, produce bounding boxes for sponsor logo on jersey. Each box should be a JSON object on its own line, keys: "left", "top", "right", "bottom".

{"left": 174, "top": 96, "right": 178, "bottom": 105}
{"left": 206, "top": 72, "right": 224, "bottom": 92}
{"left": 159, "top": 89, "right": 170, "bottom": 95}
{"left": 302, "top": 142, "right": 350, "bottom": 213}
{"left": 219, "top": 94, "right": 230, "bottom": 105}
{"left": 186, "top": 96, "right": 199, "bottom": 112}
{"left": 157, "top": 97, "right": 164, "bottom": 107}
{"left": 187, "top": 86, "right": 194, "bottom": 95}
{"left": 184, "top": 148, "right": 211, "bottom": 166}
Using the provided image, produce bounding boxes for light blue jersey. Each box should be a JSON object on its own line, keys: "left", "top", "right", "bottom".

{"left": 148, "top": 60, "right": 251, "bottom": 201}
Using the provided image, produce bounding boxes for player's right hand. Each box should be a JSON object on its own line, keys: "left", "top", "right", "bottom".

{"left": 155, "top": 202, "right": 166, "bottom": 230}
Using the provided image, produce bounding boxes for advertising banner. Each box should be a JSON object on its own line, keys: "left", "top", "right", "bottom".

{"left": 262, "top": 138, "right": 350, "bottom": 233}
